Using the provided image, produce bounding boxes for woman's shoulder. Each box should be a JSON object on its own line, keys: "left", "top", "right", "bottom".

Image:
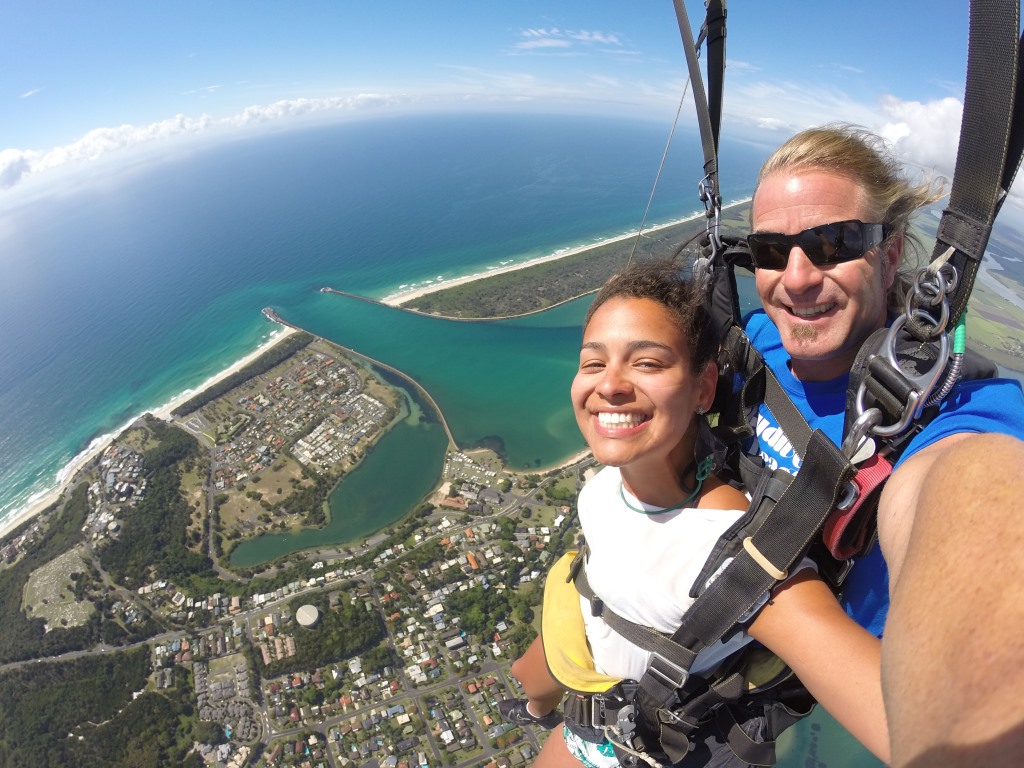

{"left": 696, "top": 477, "right": 749, "bottom": 513}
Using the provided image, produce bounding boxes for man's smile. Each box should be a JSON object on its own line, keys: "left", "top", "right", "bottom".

{"left": 790, "top": 302, "right": 836, "bottom": 318}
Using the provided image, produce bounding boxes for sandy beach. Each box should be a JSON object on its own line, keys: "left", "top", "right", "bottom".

{"left": 534, "top": 448, "right": 594, "bottom": 475}
{"left": 380, "top": 211, "right": 718, "bottom": 307}
{"left": 0, "top": 324, "right": 300, "bottom": 541}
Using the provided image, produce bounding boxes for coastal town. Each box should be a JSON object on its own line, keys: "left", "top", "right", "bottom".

{"left": 0, "top": 328, "right": 590, "bottom": 768}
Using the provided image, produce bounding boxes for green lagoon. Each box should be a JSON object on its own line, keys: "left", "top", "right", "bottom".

{"left": 281, "top": 288, "right": 592, "bottom": 469}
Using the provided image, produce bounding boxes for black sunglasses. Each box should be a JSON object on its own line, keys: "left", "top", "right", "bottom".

{"left": 746, "top": 220, "right": 890, "bottom": 270}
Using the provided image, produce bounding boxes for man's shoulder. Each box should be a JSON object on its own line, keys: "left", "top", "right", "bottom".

{"left": 743, "top": 310, "right": 785, "bottom": 359}
{"left": 897, "top": 376, "right": 1024, "bottom": 466}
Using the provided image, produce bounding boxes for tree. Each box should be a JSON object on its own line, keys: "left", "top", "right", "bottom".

{"left": 193, "top": 720, "right": 226, "bottom": 745}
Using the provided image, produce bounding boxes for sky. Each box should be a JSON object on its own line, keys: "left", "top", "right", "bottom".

{"left": 0, "top": 1, "right": 1002, "bottom": 195}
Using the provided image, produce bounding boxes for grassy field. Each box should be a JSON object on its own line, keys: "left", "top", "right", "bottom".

{"left": 219, "top": 456, "right": 315, "bottom": 536}
{"left": 22, "top": 548, "right": 95, "bottom": 629}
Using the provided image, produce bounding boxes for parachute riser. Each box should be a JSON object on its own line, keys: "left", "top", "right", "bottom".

{"left": 671, "top": 0, "right": 726, "bottom": 298}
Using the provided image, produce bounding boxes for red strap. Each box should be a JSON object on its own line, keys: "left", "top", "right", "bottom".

{"left": 822, "top": 453, "right": 892, "bottom": 560}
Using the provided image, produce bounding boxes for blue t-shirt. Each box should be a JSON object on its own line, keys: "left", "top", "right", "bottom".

{"left": 745, "top": 310, "right": 1024, "bottom": 636}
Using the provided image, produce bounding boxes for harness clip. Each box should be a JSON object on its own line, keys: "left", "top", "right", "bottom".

{"left": 854, "top": 313, "right": 950, "bottom": 438}
{"left": 615, "top": 704, "right": 637, "bottom": 736}
{"left": 841, "top": 408, "right": 882, "bottom": 461}
{"left": 648, "top": 653, "right": 690, "bottom": 690}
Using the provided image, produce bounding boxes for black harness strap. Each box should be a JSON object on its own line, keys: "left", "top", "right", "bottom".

{"left": 573, "top": 554, "right": 699, "bottom": 674}
{"left": 668, "top": 431, "right": 852, "bottom": 652}
{"left": 695, "top": 0, "right": 727, "bottom": 155}
{"left": 909, "top": 0, "right": 1024, "bottom": 338}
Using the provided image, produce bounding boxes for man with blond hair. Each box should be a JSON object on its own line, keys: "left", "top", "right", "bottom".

{"left": 747, "top": 123, "right": 1024, "bottom": 766}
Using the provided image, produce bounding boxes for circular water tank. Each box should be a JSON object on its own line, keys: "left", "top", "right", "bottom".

{"left": 296, "top": 604, "right": 320, "bottom": 628}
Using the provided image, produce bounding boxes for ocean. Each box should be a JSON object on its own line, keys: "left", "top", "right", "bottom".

{"left": 0, "top": 112, "right": 770, "bottom": 526}
{"left": 14, "top": 111, "right": 1017, "bottom": 765}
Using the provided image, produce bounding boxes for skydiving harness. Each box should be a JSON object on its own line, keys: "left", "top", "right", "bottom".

{"left": 544, "top": 1, "right": 1024, "bottom": 765}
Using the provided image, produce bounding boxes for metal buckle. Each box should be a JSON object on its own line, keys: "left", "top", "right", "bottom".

{"left": 615, "top": 704, "right": 637, "bottom": 739}
{"left": 589, "top": 696, "right": 603, "bottom": 730}
{"left": 832, "top": 557, "right": 855, "bottom": 585}
{"left": 587, "top": 690, "right": 626, "bottom": 729}
{"left": 835, "top": 481, "right": 859, "bottom": 512}
{"left": 648, "top": 653, "right": 690, "bottom": 690}
{"left": 700, "top": 182, "right": 722, "bottom": 249}
{"left": 854, "top": 313, "right": 950, "bottom": 439}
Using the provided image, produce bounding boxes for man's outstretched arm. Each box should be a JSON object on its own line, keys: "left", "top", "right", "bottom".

{"left": 878, "top": 432, "right": 1024, "bottom": 767}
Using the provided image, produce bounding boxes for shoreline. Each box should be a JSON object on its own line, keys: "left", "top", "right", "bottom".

{"left": 380, "top": 201, "right": 752, "bottom": 307}
{"left": 529, "top": 448, "right": 593, "bottom": 476}
{"left": 0, "top": 324, "right": 300, "bottom": 542}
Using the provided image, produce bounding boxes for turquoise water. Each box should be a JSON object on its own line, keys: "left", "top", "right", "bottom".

{"left": 278, "top": 291, "right": 589, "bottom": 469}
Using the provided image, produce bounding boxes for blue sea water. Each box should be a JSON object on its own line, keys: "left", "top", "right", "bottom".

{"left": 0, "top": 112, "right": 770, "bottom": 524}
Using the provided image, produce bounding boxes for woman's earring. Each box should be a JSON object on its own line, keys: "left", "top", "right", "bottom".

{"left": 696, "top": 406, "right": 706, "bottom": 416}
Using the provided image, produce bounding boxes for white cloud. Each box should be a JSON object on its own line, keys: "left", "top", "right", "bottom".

{"left": 878, "top": 95, "right": 963, "bottom": 175}
{"left": 726, "top": 78, "right": 880, "bottom": 137}
{"left": 515, "top": 39, "right": 572, "bottom": 51}
{"left": 512, "top": 27, "right": 624, "bottom": 54}
{"left": 0, "top": 149, "right": 38, "bottom": 188}
{"left": 19, "top": 88, "right": 43, "bottom": 99}
{"left": 726, "top": 60, "right": 760, "bottom": 74}
{"left": 30, "top": 115, "right": 216, "bottom": 178}
{"left": 0, "top": 75, "right": 978, "bottom": 199}
{"left": 182, "top": 85, "right": 222, "bottom": 96}
{"left": 874, "top": 95, "right": 1024, "bottom": 205}
{"left": 568, "top": 30, "right": 622, "bottom": 45}
{"left": 723, "top": 76, "right": 966, "bottom": 174}
{"left": 0, "top": 94, "right": 404, "bottom": 190}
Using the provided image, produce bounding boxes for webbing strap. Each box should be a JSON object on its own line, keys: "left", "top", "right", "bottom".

{"left": 667, "top": 431, "right": 853, "bottom": 652}
{"left": 822, "top": 453, "right": 892, "bottom": 561}
{"left": 573, "top": 559, "right": 698, "bottom": 674}
{"left": 919, "top": 0, "right": 1024, "bottom": 336}
{"left": 672, "top": 0, "right": 720, "bottom": 183}
{"left": 695, "top": 0, "right": 727, "bottom": 154}
{"left": 763, "top": 368, "right": 812, "bottom": 452}
{"left": 630, "top": 432, "right": 854, "bottom": 716}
